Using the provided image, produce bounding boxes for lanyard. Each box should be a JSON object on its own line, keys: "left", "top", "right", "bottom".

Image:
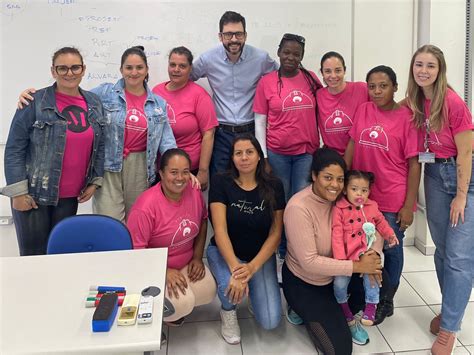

{"left": 424, "top": 116, "right": 431, "bottom": 152}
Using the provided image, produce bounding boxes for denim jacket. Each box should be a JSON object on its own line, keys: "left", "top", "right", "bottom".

{"left": 91, "top": 79, "right": 176, "bottom": 185}
{"left": 2, "top": 84, "right": 106, "bottom": 206}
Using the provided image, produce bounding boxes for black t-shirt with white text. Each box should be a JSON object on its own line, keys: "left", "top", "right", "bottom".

{"left": 209, "top": 174, "right": 285, "bottom": 261}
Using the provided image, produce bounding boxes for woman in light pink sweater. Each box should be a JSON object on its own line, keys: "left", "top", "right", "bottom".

{"left": 282, "top": 148, "right": 383, "bottom": 355}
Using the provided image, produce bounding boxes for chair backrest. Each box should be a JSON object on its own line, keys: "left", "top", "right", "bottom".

{"left": 47, "top": 214, "right": 133, "bottom": 254}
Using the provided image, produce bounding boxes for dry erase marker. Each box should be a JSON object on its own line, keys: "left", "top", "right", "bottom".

{"left": 86, "top": 295, "right": 125, "bottom": 308}
{"left": 90, "top": 285, "right": 126, "bottom": 293}
{"left": 96, "top": 292, "right": 125, "bottom": 298}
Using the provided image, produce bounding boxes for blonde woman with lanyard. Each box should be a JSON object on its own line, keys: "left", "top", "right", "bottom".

{"left": 407, "top": 44, "right": 473, "bottom": 355}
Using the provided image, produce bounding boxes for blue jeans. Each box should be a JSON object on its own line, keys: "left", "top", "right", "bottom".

{"left": 206, "top": 244, "right": 282, "bottom": 330}
{"left": 12, "top": 198, "right": 78, "bottom": 256}
{"left": 381, "top": 212, "right": 406, "bottom": 288}
{"left": 334, "top": 275, "right": 380, "bottom": 304}
{"left": 210, "top": 126, "right": 255, "bottom": 176}
{"left": 267, "top": 150, "right": 312, "bottom": 257}
{"left": 424, "top": 160, "right": 474, "bottom": 333}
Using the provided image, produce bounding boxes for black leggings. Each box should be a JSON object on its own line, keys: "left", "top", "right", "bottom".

{"left": 282, "top": 262, "right": 356, "bottom": 355}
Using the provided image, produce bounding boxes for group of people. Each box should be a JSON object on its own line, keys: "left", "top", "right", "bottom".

{"left": 1, "top": 9, "right": 472, "bottom": 355}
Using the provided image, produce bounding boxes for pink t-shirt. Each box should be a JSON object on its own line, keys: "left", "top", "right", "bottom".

{"left": 349, "top": 102, "right": 421, "bottom": 212}
{"left": 127, "top": 183, "right": 208, "bottom": 270}
{"left": 153, "top": 81, "right": 218, "bottom": 171}
{"left": 56, "top": 92, "right": 93, "bottom": 198}
{"left": 423, "top": 88, "right": 473, "bottom": 158}
{"left": 253, "top": 70, "right": 321, "bottom": 155}
{"left": 317, "top": 82, "right": 369, "bottom": 155}
{"left": 123, "top": 90, "right": 147, "bottom": 158}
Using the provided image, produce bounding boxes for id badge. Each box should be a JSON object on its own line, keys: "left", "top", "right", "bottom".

{"left": 418, "top": 151, "right": 435, "bottom": 163}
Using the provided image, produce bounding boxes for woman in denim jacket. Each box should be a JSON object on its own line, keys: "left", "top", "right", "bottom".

{"left": 90, "top": 46, "right": 176, "bottom": 222}
{"left": 19, "top": 46, "right": 177, "bottom": 222}
{"left": 2, "top": 47, "right": 105, "bottom": 256}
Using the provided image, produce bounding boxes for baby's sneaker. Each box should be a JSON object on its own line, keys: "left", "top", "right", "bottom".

{"left": 348, "top": 319, "right": 369, "bottom": 345}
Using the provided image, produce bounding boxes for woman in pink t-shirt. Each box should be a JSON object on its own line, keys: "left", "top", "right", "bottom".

{"left": 2, "top": 47, "right": 105, "bottom": 256}
{"left": 153, "top": 47, "right": 218, "bottom": 190}
{"left": 345, "top": 65, "right": 422, "bottom": 325}
{"left": 127, "top": 148, "right": 216, "bottom": 326}
{"left": 406, "top": 45, "right": 473, "bottom": 355}
{"left": 317, "top": 51, "right": 369, "bottom": 155}
{"left": 253, "top": 33, "right": 321, "bottom": 263}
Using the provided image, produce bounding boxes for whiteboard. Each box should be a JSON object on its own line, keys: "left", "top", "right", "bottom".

{"left": 0, "top": 0, "right": 352, "bottom": 143}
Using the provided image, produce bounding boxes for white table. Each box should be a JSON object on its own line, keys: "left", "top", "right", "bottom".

{"left": 0, "top": 248, "right": 167, "bottom": 354}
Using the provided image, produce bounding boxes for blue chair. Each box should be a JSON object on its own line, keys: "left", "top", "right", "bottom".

{"left": 47, "top": 214, "right": 132, "bottom": 254}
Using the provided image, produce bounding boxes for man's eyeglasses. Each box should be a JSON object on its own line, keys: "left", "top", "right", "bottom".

{"left": 282, "top": 33, "right": 306, "bottom": 44}
{"left": 220, "top": 31, "right": 246, "bottom": 40}
{"left": 54, "top": 65, "right": 84, "bottom": 75}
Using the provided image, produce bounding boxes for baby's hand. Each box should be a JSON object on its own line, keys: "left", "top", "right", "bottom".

{"left": 387, "top": 235, "right": 399, "bottom": 247}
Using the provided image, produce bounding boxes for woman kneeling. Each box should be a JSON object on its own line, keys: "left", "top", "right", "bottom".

{"left": 128, "top": 148, "right": 216, "bottom": 325}
{"left": 207, "top": 134, "right": 285, "bottom": 344}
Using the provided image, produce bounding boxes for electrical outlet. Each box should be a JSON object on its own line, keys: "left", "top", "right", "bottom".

{"left": 0, "top": 216, "right": 13, "bottom": 225}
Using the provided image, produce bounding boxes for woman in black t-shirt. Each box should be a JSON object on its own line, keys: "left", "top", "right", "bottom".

{"left": 207, "top": 134, "right": 285, "bottom": 345}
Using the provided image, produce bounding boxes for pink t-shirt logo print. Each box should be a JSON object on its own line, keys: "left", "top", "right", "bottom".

{"left": 126, "top": 108, "right": 146, "bottom": 124}
{"left": 424, "top": 122, "right": 443, "bottom": 147}
{"left": 324, "top": 110, "right": 353, "bottom": 133}
{"left": 64, "top": 105, "right": 89, "bottom": 133}
{"left": 359, "top": 125, "right": 389, "bottom": 151}
{"left": 427, "top": 133, "right": 442, "bottom": 146}
{"left": 169, "top": 219, "right": 199, "bottom": 248}
{"left": 128, "top": 110, "right": 140, "bottom": 123}
{"left": 282, "top": 90, "right": 313, "bottom": 111}
{"left": 166, "top": 103, "right": 176, "bottom": 124}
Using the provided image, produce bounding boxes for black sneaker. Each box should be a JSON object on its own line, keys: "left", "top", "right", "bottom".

{"left": 165, "top": 317, "right": 185, "bottom": 327}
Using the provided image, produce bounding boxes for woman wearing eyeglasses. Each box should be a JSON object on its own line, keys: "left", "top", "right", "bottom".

{"left": 253, "top": 33, "right": 322, "bottom": 299}
{"left": 3, "top": 47, "right": 105, "bottom": 256}
{"left": 317, "top": 51, "right": 369, "bottom": 155}
{"left": 18, "top": 46, "right": 177, "bottom": 222}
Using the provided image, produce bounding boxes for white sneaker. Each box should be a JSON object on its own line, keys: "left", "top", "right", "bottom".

{"left": 220, "top": 309, "right": 241, "bottom": 344}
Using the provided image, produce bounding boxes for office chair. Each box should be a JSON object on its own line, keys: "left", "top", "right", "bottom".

{"left": 47, "top": 214, "right": 133, "bottom": 254}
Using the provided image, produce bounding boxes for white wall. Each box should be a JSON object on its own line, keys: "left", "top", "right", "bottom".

{"left": 353, "top": 0, "right": 415, "bottom": 102}
{"left": 429, "top": 0, "right": 468, "bottom": 98}
{"left": 0, "top": 0, "right": 470, "bottom": 256}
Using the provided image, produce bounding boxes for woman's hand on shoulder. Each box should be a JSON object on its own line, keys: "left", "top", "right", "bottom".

{"left": 225, "top": 275, "right": 249, "bottom": 305}
{"left": 166, "top": 268, "right": 188, "bottom": 299}
{"left": 18, "top": 88, "right": 36, "bottom": 110}
{"left": 232, "top": 262, "right": 256, "bottom": 283}
{"left": 12, "top": 194, "right": 38, "bottom": 211}
{"left": 196, "top": 169, "right": 209, "bottom": 191}
{"left": 189, "top": 173, "right": 201, "bottom": 190}
{"left": 187, "top": 257, "right": 206, "bottom": 282}
{"left": 353, "top": 249, "right": 382, "bottom": 275}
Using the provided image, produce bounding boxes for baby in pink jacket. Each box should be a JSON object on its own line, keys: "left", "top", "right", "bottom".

{"left": 332, "top": 170, "right": 398, "bottom": 328}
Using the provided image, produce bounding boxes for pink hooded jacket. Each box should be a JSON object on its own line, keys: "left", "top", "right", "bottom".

{"left": 332, "top": 196, "right": 394, "bottom": 261}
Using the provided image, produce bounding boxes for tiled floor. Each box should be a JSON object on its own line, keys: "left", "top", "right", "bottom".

{"left": 157, "top": 246, "right": 473, "bottom": 355}
{"left": 2, "top": 222, "right": 472, "bottom": 354}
